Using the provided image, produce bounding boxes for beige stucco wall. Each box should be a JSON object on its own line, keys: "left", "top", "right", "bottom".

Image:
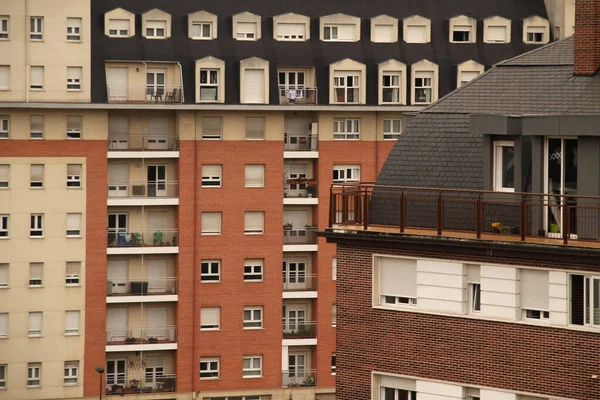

{"left": 0, "top": 157, "right": 86, "bottom": 400}
{"left": 545, "top": 0, "right": 576, "bottom": 39}
{"left": 194, "top": 110, "right": 284, "bottom": 141}
{"left": 0, "top": 0, "right": 91, "bottom": 103}
{"left": 2, "top": 109, "right": 107, "bottom": 140}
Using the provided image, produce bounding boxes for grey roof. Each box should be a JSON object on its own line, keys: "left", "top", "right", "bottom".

{"left": 377, "top": 37, "right": 600, "bottom": 189}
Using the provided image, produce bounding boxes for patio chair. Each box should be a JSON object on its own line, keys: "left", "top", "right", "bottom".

{"left": 150, "top": 87, "right": 164, "bottom": 103}
{"left": 165, "top": 88, "right": 178, "bottom": 103}
{"left": 153, "top": 231, "right": 163, "bottom": 246}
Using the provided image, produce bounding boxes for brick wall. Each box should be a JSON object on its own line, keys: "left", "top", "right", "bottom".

{"left": 574, "top": 0, "right": 600, "bottom": 75}
{"left": 335, "top": 241, "right": 600, "bottom": 400}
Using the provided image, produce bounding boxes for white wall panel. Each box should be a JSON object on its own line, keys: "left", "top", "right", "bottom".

{"left": 480, "top": 390, "right": 516, "bottom": 400}
{"left": 417, "top": 286, "right": 464, "bottom": 302}
{"left": 416, "top": 260, "right": 463, "bottom": 274}
{"left": 417, "top": 272, "right": 464, "bottom": 288}
{"left": 417, "top": 299, "right": 464, "bottom": 314}
{"left": 481, "top": 265, "right": 518, "bottom": 280}
{"left": 480, "top": 277, "right": 519, "bottom": 294}
{"left": 416, "top": 380, "right": 463, "bottom": 399}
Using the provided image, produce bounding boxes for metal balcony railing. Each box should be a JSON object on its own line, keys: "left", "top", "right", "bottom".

{"left": 282, "top": 273, "right": 317, "bottom": 291}
{"left": 107, "top": 230, "right": 178, "bottom": 248}
{"left": 279, "top": 87, "right": 318, "bottom": 105}
{"left": 282, "top": 320, "right": 317, "bottom": 339}
{"left": 107, "top": 181, "right": 179, "bottom": 198}
{"left": 106, "top": 277, "right": 177, "bottom": 296}
{"left": 107, "top": 133, "right": 179, "bottom": 152}
{"left": 284, "top": 180, "right": 318, "bottom": 199}
{"left": 283, "top": 227, "right": 317, "bottom": 244}
{"left": 107, "top": 84, "right": 183, "bottom": 104}
{"left": 282, "top": 369, "right": 316, "bottom": 387}
{"left": 106, "top": 326, "right": 177, "bottom": 345}
{"left": 284, "top": 133, "right": 318, "bottom": 151}
{"left": 106, "top": 374, "right": 176, "bottom": 395}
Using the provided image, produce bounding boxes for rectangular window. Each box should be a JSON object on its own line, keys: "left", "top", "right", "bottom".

{"left": 201, "top": 212, "right": 221, "bottom": 235}
{"left": 67, "top": 164, "right": 82, "bottom": 187}
{"left": 460, "top": 71, "right": 480, "bottom": 87}
{"left": 108, "top": 19, "right": 129, "bottom": 37}
{"left": 0, "top": 16, "right": 8, "bottom": 39}
{"left": 332, "top": 304, "right": 337, "bottom": 327}
{"left": 467, "top": 264, "right": 481, "bottom": 313}
{"left": 192, "top": 22, "right": 212, "bottom": 39}
{"left": 0, "top": 65, "right": 9, "bottom": 90}
{"left": 30, "top": 164, "right": 44, "bottom": 187}
{"left": 67, "top": 116, "right": 82, "bottom": 139}
{"left": 202, "top": 116, "right": 222, "bottom": 139}
{"left": 236, "top": 22, "right": 257, "bottom": 40}
{"left": 67, "top": 67, "right": 82, "bottom": 90}
{"left": 30, "top": 66, "right": 44, "bottom": 90}
{"left": 27, "top": 363, "right": 41, "bottom": 386}
{"left": 0, "top": 313, "right": 7, "bottom": 338}
{"left": 30, "top": 115, "right": 44, "bottom": 139}
{"left": 200, "top": 307, "right": 220, "bottom": 330}
{"left": 0, "top": 264, "right": 7, "bottom": 287}
{"left": 487, "top": 25, "right": 507, "bottom": 43}
{"left": 383, "top": 119, "right": 402, "bottom": 140}
{"left": 244, "top": 212, "right": 264, "bottom": 234}
{"left": 382, "top": 72, "right": 401, "bottom": 103}
{"left": 414, "top": 72, "right": 433, "bottom": 104}
{"left": 333, "top": 118, "right": 360, "bottom": 140}
{"left": 30, "top": 214, "right": 43, "bottom": 237}
{"left": 67, "top": 18, "right": 81, "bottom": 41}
{"left": 331, "top": 353, "right": 336, "bottom": 375}
{"left": 333, "top": 73, "right": 360, "bottom": 103}
{"left": 0, "top": 364, "right": 5, "bottom": 388}
{"left": 199, "top": 69, "right": 219, "bottom": 101}
{"left": 246, "top": 117, "right": 265, "bottom": 140}
{"left": 277, "top": 23, "right": 305, "bottom": 41}
{"left": 527, "top": 27, "right": 545, "bottom": 43}
{"left": 201, "top": 165, "right": 222, "bottom": 187}
{"left": 199, "top": 357, "right": 219, "bottom": 379}
{"left": 0, "top": 215, "right": 8, "bottom": 237}
{"left": 245, "top": 165, "right": 265, "bottom": 188}
{"left": 29, "top": 263, "right": 43, "bottom": 286}
{"left": 332, "top": 257, "right": 337, "bottom": 280}
{"left": 201, "top": 260, "right": 220, "bottom": 282}
{"left": 406, "top": 25, "right": 427, "bottom": 43}
{"left": 324, "top": 25, "right": 338, "bottom": 40}
{"left": 146, "top": 20, "right": 166, "bottom": 38}
{"left": 242, "top": 355, "right": 262, "bottom": 378}
{"left": 66, "top": 262, "right": 80, "bottom": 285}
{"left": 494, "top": 141, "right": 515, "bottom": 192}
{"left": 324, "top": 24, "right": 354, "bottom": 41}
{"left": 452, "top": 25, "right": 472, "bottom": 42}
{"left": 243, "top": 306, "right": 263, "bottom": 329}
{"left": 521, "top": 269, "right": 549, "bottom": 320}
{"left": 30, "top": 17, "right": 43, "bottom": 40}
{"left": 381, "top": 388, "right": 417, "bottom": 400}
{"left": 244, "top": 259, "right": 263, "bottom": 281}
{"left": 332, "top": 165, "right": 360, "bottom": 183}
{"left": 28, "top": 312, "right": 42, "bottom": 336}
{"left": 374, "top": 24, "right": 394, "bottom": 42}
{"left": 66, "top": 213, "right": 82, "bottom": 236}
{"left": 0, "top": 117, "right": 8, "bottom": 138}
{"left": 65, "top": 311, "right": 80, "bottom": 334}
{"left": 377, "top": 257, "right": 417, "bottom": 307}
{"left": 64, "top": 361, "right": 79, "bottom": 385}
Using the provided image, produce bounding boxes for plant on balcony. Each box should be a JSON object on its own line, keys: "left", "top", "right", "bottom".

{"left": 303, "top": 376, "right": 316, "bottom": 386}
{"left": 286, "top": 178, "right": 317, "bottom": 186}
{"left": 284, "top": 223, "right": 294, "bottom": 230}
{"left": 125, "top": 337, "right": 136, "bottom": 343}
{"left": 491, "top": 222, "right": 515, "bottom": 234}
{"left": 305, "top": 184, "right": 317, "bottom": 198}
{"left": 304, "top": 224, "right": 317, "bottom": 229}
{"left": 148, "top": 336, "right": 159, "bottom": 343}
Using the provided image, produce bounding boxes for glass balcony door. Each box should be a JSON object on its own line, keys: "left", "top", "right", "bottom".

{"left": 545, "top": 138, "right": 577, "bottom": 237}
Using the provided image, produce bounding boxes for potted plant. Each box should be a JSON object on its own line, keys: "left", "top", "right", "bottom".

{"left": 305, "top": 224, "right": 317, "bottom": 230}
{"left": 306, "top": 183, "right": 317, "bottom": 198}
{"left": 125, "top": 337, "right": 136, "bottom": 343}
{"left": 284, "top": 222, "right": 293, "bottom": 230}
{"left": 148, "top": 336, "right": 159, "bottom": 343}
{"left": 491, "top": 222, "right": 515, "bottom": 234}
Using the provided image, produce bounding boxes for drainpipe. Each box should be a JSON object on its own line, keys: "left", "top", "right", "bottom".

{"left": 25, "top": 0, "right": 29, "bottom": 102}
{"left": 142, "top": 61, "right": 147, "bottom": 102}
{"left": 177, "top": 62, "right": 184, "bottom": 103}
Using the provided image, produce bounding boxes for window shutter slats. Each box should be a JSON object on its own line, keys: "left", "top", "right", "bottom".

{"left": 66, "top": 311, "right": 79, "bottom": 330}
{"left": 245, "top": 165, "right": 264, "bottom": 186}
{"left": 0, "top": 314, "right": 7, "bottom": 335}
{"left": 0, "top": 264, "right": 7, "bottom": 284}
{"left": 467, "top": 265, "right": 480, "bottom": 283}
{"left": 407, "top": 25, "right": 426, "bottom": 42}
{"left": 31, "top": 67, "right": 44, "bottom": 86}
{"left": 488, "top": 26, "right": 506, "bottom": 42}
{"left": 244, "top": 212, "right": 263, "bottom": 232}
{"left": 111, "top": 20, "right": 129, "bottom": 30}
{"left": 521, "top": 269, "right": 549, "bottom": 310}
{"left": 202, "top": 165, "right": 221, "bottom": 176}
{"left": 202, "top": 213, "right": 221, "bottom": 233}
{"left": 374, "top": 25, "right": 393, "bottom": 42}
{"left": 67, "top": 214, "right": 81, "bottom": 230}
{"left": 380, "top": 257, "right": 417, "bottom": 298}
{"left": 202, "top": 117, "right": 222, "bottom": 137}
{"left": 67, "top": 164, "right": 81, "bottom": 176}
{"left": 108, "top": 164, "right": 128, "bottom": 182}
{"left": 30, "top": 263, "right": 42, "bottom": 279}
{"left": 29, "top": 312, "right": 42, "bottom": 330}
{"left": 66, "top": 262, "right": 80, "bottom": 275}
{"left": 201, "top": 307, "right": 220, "bottom": 327}
{"left": 0, "top": 165, "right": 8, "bottom": 181}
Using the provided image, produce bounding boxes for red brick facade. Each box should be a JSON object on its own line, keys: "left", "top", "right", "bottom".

{"left": 574, "top": 0, "right": 600, "bottom": 75}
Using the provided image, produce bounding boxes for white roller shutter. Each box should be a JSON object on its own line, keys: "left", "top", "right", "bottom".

{"left": 65, "top": 311, "right": 80, "bottom": 333}
{"left": 244, "top": 212, "right": 264, "bottom": 233}
{"left": 337, "top": 24, "right": 355, "bottom": 40}
{"left": 202, "top": 212, "right": 221, "bottom": 234}
{"left": 521, "top": 269, "right": 549, "bottom": 310}
{"left": 380, "top": 375, "right": 416, "bottom": 391}
{"left": 0, "top": 165, "right": 9, "bottom": 183}
{"left": 66, "top": 214, "right": 82, "bottom": 235}
{"left": 108, "top": 116, "right": 129, "bottom": 138}
{"left": 110, "top": 19, "right": 129, "bottom": 31}
{"left": 243, "top": 69, "right": 265, "bottom": 103}
{"left": 201, "top": 307, "right": 220, "bottom": 329}
{"left": 29, "top": 312, "right": 42, "bottom": 333}
{"left": 108, "top": 164, "right": 129, "bottom": 183}
{"left": 283, "top": 210, "right": 308, "bottom": 227}
{"left": 0, "top": 313, "right": 7, "bottom": 336}
{"left": 406, "top": 25, "right": 426, "bottom": 43}
{"left": 0, "top": 66, "right": 9, "bottom": 90}
{"left": 374, "top": 25, "right": 394, "bottom": 42}
{"left": 461, "top": 71, "right": 479, "bottom": 84}
{"left": 0, "top": 264, "right": 7, "bottom": 287}
{"left": 245, "top": 165, "right": 264, "bottom": 187}
{"left": 380, "top": 257, "right": 417, "bottom": 298}
{"left": 487, "top": 26, "right": 507, "bottom": 42}
{"left": 31, "top": 66, "right": 44, "bottom": 88}
{"left": 467, "top": 264, "right": 480, "bottom": 283}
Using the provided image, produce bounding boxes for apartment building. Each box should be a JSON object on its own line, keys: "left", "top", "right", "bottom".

{"left": 322, "top": 1, "right": 600, "bottom": 400}
{"left": 0, "top": 0, "right": 565, "bottom": 399}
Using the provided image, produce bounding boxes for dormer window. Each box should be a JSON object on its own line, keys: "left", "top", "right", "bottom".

{"left": 484, "top": 16, "right": 511, "bottom": 44}
{"left": 237, "top": 22, "right": 257, "bottom": 40}
{"left": 273, "top": 13, "right": 309, "bottom": 42}
{"left": 233, "top": 12, "right": 262, "bottom": 41}
{"left": 277, "top": 23, "right": 305, "bottom": 41}
{"left": 324, "top": 25, "right": 356, "bottom": 41}
{"left": 523, "top": 16, "right": 550, "bottom": 44}
{"left": 526, "top": 27, "right": 545, "bottom": 43}
{"left": 330, "top": 59, "right": 366, "bottom": 104}
{"left": 188, "top": 11, "right": 217, "bottom": 40}
{"left": 192, "top": 23, "right": 212, "bottom": 39}
{"left": 411, "top": 60, "right": 439, "bottom": 105}
{"left": 196, "top": 56, "right": 225, "bottom": 103}
{"left": 105, "top": 8, "right": 135, "bottom": 38}
{"left": 108, "top": 20, "right": 129, "bottom": 37}
{"left": 320, "top": 14, "right": 360, "bottom": 42}
{"left": 142, "top": 9, "right": 171, "bottom": 39}
{"left": 146, "top": 20, "right": 166, "bottom": 38}
{"left": 404, "top": 16, "right": 430, "bottom": 43}
{"left": 371, "top": 15, "right": 398, "bottom": 43}
{"left": 488, "top": 26, "right": 507, "bottom": 42}
{"left": 450, "top": 16, "right": 476, "bottom": 43}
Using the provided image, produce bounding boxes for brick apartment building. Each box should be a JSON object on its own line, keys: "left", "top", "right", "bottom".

{"left": 322, "top": 1, "right": 600, "bottom": 400}
{"left": 0, "top": 0, "right": 571, "bottom": 399}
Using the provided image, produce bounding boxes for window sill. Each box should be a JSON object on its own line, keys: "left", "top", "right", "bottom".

{"left": 332, "top": 372, "right": 336, "bottom": 376}
{"left": 26, "top": 385, "right": 41, "bottom": 389}
{"left": 199, "top": 377, "right": 220, "bottom": 380}
{"left": 201, "top": 137, "right": 223, "bottom": 140}
{"left": 242, "top": 375, "right": 263, "bottom": 379}
{"left": 0, "top": 237, "right": 10, "bottom": 240}
{"left": 29, "top": 89, "right": 45, "bottom": 92}
{"left": 28, "top": 334, "right": 43, "bottom": 338}
{"left": 67, "top": 89, "right": 82, "bottom": 92}
{"left": 28, "top": 285, "right": 44, "bottom": 288}
{"left": 29, "top": 236, "right": 45, "bottom": 239}
{"left": 65, "top": 284, "right": 81, "bottom": 287}
{"left": 243, "top": 280, "right": 264, "bottom": 283}
{"left": 243, "top": 327, "right": 264, "bottom": 330}
{"left": 0, "top": 335, "right": 8, "bottom": 339}
{"left": 201, "top": 233, "right": 221, "bottom": 236}
{"left": 64, "top": 332, "right": 81, "bottom": 336}
{"left": 0, "top": 89, "right": 10, "bottom": 92}
{"left": 244, "top": 232, "right": 264, "bottom": 235}
{"left": 191, "top": 37, "right": 214, "bottom": 40}
{"left": 66, "top": 186, "right": 83, "bottom": 189}
{"left": 63, "top": 383, "right": 80, "bottom": 387}
{"left": 29, "top": 187, "right": 45, "bottom": 190}
{"left": 66, "top": 235, "right": 82, "bottom": 239}
{"left": 200, "top": 328, "right": 221, "bottom": 331}
{"left": 200, "top": 280, "right": 221, "bottom": 284}
{"left": 201, "top": 185, "right": 222, "bottom": 188}
{"left": 245, "top": 138, "right": 266, "bottom": 141}
{"left": 144, "top": 37, "right": 168, "bottom": 40}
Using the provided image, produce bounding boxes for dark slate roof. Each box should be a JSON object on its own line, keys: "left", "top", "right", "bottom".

{"left": 377, "top": 37, "right": 600, "bottom": 189}
{"left": 91, "top": 0, "right": 549, "bottom": 104}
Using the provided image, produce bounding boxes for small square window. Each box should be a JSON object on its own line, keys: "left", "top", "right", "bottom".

{"left": 63, "top": 361, "right": 79, "bottom": 385}
{"left": 243, "top": 306, "right": 263, "bottom": 329}
{"left": 333, "top": 73, "right": 360, "bottom": 103}
{"left": 324, "top": 25, "right": 338, "bottom": 41}
{"left": 246, "top": 117, "right": 265, "bottom": 140}
{"left": 332, "top": 165, "right": 360, "bottom": 183}
{"left": 108, "top": 19, "right": 130, "bottom": 37}
{"left": 67, "top": 67, "right": 82, "bottom": 91}
{"left": 67, "top": 18, "right": 81, "bottom": 41}
{"left": 66, "top": 213, "right": 82, "bottom": 236}
{"left": 30, "top": 214, "right": 44, "bottom": 237}
{"left": 245, "top": 165, "right": 265, "bottom": 188}
{"left": 0, "top": 117, "right": 8, "bottom": 138}
{"left": 192, "top": 22, "right": 212, "bottom": 39}
{"left": 201, "top": 260, "right": 220, "bottom": 282}
{"left": 242, "top": 355, "right": 262, "bottom": 378}
{"left": 236, "top": 22, "right": 257, "bottom": 40}
{"left": 146, "top": 20, "right": 166, "bottom": 38}
{"left": 29, "top": 263, "right": 43, "bottom": 286}
{"left": 67, "top": 116, "right": 82, "bottom": 139}
{"left": 30, "top": 164, "right": 44, "bottom": 188}
{"left": 244, "top": 259, "right": 263, "bottom": 282}
{"left": 200, "top": 307, "right": 220, "bottom": 330}
{"left": 30, "top": 115, "right": 44, "bottom": 139}
{"left": 0, "top": 215, "right": 8, "bottom": 237}
{"left": 201, "top": 212, "right": 221, "bottom": 235}
{"left": 0, "top": 16, "right": 9, "bottom": 39}
{"left": 383, "top": 119, "right": 402, "bottom": 140}
{"left": 452, "top": 25, "right": 472, "bottom": 42}
{"left": 199, "top": 357, "right": 219, "bottom": 379}
{"left": 202, "top": 117, "right": 222, "bottom": 139}
{"left": 201, "top": 165, "right": 222, "bottom": 187}
{"left": 244, "top": 211, "right": 264, "bottom": 235}
{"left": 30, "top": 17, "right": 43, "bottom": 40}
{"left": 67, "top": 164, "right": 82, "bottom": 187}
{"left": 66, "top": 262, "right": 81, "bottom": 285}
{"left": 27, "top": 363, "right": 41, "bottom": 386}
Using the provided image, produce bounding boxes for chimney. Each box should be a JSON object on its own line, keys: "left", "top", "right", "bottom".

{"left": 574, "top": 0, "right": 600, "bottom": 76}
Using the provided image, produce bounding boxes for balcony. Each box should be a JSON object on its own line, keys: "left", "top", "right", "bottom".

{"left": 107, "top": 230, "right": 178, "bottom": 255}
{"left": 108, "top": 133, "right": 179, "bottom": 156}
{"left": 329, "top": 184, "right": 600, "bottom": 248}
{"left": 282, "top": 369, "right": 316, "bottom": 387}
{"left": 279, "top": 87, "right": 318, "bottom": 105}
{"left": 282, "top": 320, "right": 317, "bottom": 340}
{"left": 283, "top": 273, "right": 317, "bottom": 292}
{"left": 284, "top": 133, "right": 319, "bottom": 153}
{"left": 283, "top": 227, "right": 317, "bottom": 246}
{"left": 107, "top": 181, "right": 179, "bottom": 206}
{"left": 106, "top": 374, "right": 176, "bottom": 396}
{"left": 107, "top": 278, "right": 177, "bottom": 303}
{"left": 106, "top": 326, "right": 177, "bottom": 349}
{"left": 284, "top": 180, "right": 318, "bottom": 205}
{"left": 107, "top": 85, "right": 183, "bottom": 104}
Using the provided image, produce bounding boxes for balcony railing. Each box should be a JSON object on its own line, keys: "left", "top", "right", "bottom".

{"left": 106, "top": 374, "right": 176, "bottom": 395}
{"left": 279, "top": 87, "right": 318, "bottom": 105}
{"left": 107, "top": 278, "right": 177, "bottom": 296}
{"left": 283, "top": 227, "right": 317, "bottom": 244}
{"left": 282, "top": 369, "right": 316, "bottom": 387}
{"left": 107, "top": 85, "right": 183, "bottom": 104}
{"left": 108, "top": 230, "right": 178, "bottom": 248}
{"left": 284, "top": 180, "right": 318, "bottom": 199}
{"left": 108, "top": 182, "right": 179, "bottom": 198}
{"left": 283, "top": 273, "right": 317, "bottom": 291}
{"left": 330, "top": 183, "right": 600, "bottom": 246}
{"left": 284, "top": 133, "right": 318, "bottom": 151}
{"left": 108, "top": 133, "right": 179, "bottom": 152}
{"left": 106, "top": 326, "right": 177, "bottom": 345}
{"left": 282, "top": 320, "right": 317, "bottom": 339}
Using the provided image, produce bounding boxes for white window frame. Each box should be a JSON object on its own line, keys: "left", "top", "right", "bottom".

{"left": 67, "top": 164, "right": 82, "bottom": 187}
{"left": 27, "top": 363, "right": 41, "bottom": 387}
{"left": 469, "top": 283, "right": 481, "bottom": 313}
{"left": 451, "top": 25, "right": 473, "bottom": 43}
{"left": 333, "top": 165, "right": 360, "bottom": 183}
{"left": 199, "top": 69, "right": 219, "bottom": 101}
{"left": 277, "top": 23, "right": 305, "bottom": 41}
{"left": 65, "top": 310, "right": 80, "bottom": 335}
{"left": 331, "top": 353, "right": 336, "bottom": 375}
{"left": 67, "top": 67, "right": 82, "bottom": 91}
{"left": 0, "top": 117, "right": 8, "bottom": 139}
{"left": 202, "top": 116, "right": 222, "bottom": 140}
{"left": 244, "top": 259, "right": 263, "bottom": 282}
{"left": 243, "top": 306, "right": 263, "bottom": 329}
{"left": 66, "top": 262, "right": 80, "bottom": 286}
{"left": 29, "top": 263, "right": 43, "bottom": 287}
{"left": 28, "top": 312, "right": 42, "bottom": 336}
{"left": 30, "top": 214, "right": 44, "bottom": 237}
{"left": 146, "top": 20, "right": 166, "bottom": 38}
{"left": 236, "top": 22, "right": 257, "bottom": 40}
{"left": 108, "top": 19, "right": 130, "bottom": 37}
{"left": 493, "top": 141, "right": 515, "bottom": 192}
{"left": 242, "top": 355, "right": 262, "bottom": 378}
{"left": 67, "top": 18, "right": 81, "bottom": 41}
{"left": 63, "top": 361, "right": 79, "bottom": 385}
{"left": 201, "top": 165, "right": 222, "bottom": 187}
{"left": 0, "top": 215, "right": 8, "bottom": 238}
{"left": 67, "top": 116, "right": 82, "bottom": 139}
{"left": 30, "top": 115, "right": 44, "bottom": 139}
{"left": 382, "top": 72, "right": 401, "bottom": 104}
{"left": 192, "top": 22, "right": 212, "bottom": 39}
{"left": 0, "top": 313, "right": 7, "bottom": 338}
{"left": 200, "top": 307, "right": 221, "bottom": 330}
{"left": 66, "top": 213, "right": 82, "bottom": 237}
{"left": 413, "top": 72, "right": 433, "bottom": 104}
{"left": 0, "top": 65, "right": 9, "bottom": 90}
{"left": 526, "top": 26, "right": 545, "bottom": 43}
{"left": 333, "top": 118, "right": 360, "bottom": 140}
{"left": 0, "top": 264, "right": 7, "bottom": 288}
{"left": 333, "top": 74, "right": 360, "bottom": 104}
{"left": 200, "top": 260, "right": 221, "bottom": 282}
{"left": 244, "top": 211, "right": 264, "bottom": 235}
{"left": 383, "top": 119, "right": 402, "bottom": 140}
{"left": 199, "top": 357, "right": 219, "bottom": 379}
{"left": 0, "top": 364, "right": 6, "bottom": 388}
{"left": 245, "top": 165, "right": 265, "bottom": 188}
{"left": 30, "top": 17, "right": 43, "bottom": 40}
{"left": 201, "top": 212, "right": 222, "bottom": 235}
{"left": 522, "top": 309, "right": 550, "bottom": 320}
{"left": 0, "top": 16, "right": 8, "bottom": 39}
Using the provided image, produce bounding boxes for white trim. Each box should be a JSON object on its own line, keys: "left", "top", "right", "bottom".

{"left": 106, "top": 343, "right": 177, "bottom": 352}
{"left": 493, "top": 140, "right": 515, "bottom": 192}
{"left": 107, "top": 247, "right": 179, "bottom": 255}
{"left": 282, "top": 338, "right": 318, "bottom": 346}
{"left": 107, "top": 295, "right": 178, "bottom": 303}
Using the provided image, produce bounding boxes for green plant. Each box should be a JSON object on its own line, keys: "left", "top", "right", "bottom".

{"left": 125, "top": 337, "right": 136, "bottom": 343}
{"left": 148, "top": 336, "right": 159, "bottom": 343}
{"left": 284, "top": 222, "right": 293, "bottom": 229}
